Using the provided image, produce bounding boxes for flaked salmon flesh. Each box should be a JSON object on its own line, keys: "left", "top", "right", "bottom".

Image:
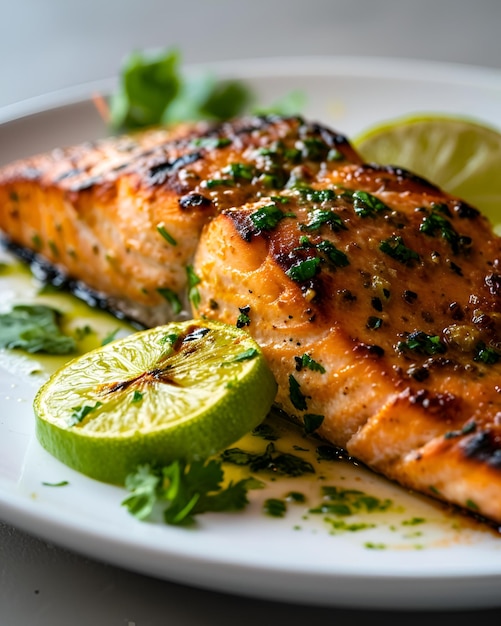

{"left": 1, "top": 114, "right": 501, "bottom": 527}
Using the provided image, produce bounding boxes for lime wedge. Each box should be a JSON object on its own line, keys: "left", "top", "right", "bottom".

{"left": 354, "top": 115, "right": 501, "bottom": 233}
{"left": 34, "top": 320, "right": 277, "bottom": 484}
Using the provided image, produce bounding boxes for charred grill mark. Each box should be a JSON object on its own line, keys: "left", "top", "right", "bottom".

{"left": 69, "top": 175, "right": 105, "bottom": 192}
{"left": 99, "top": 325, "right": 213, "bottom": 394}
{"left": 353, "top": 163, "right": 441, "bottom": 193}
{"left": 148, "top": 151, "right": 202, "bottom": 186}
{"left": 461, "top": 430, "right": 501, "bottom": 469}
{"left": 54, "top": 168, "right": 85, "bottom": 182}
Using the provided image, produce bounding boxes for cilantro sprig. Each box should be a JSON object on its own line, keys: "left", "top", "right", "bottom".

{"left": 122, "top": 459, "right": 259, "bottom": 526}
{"left": 109, "top": 48, "right": 305, "bottom": 132}
{"left": 0, "top": 304, "right": 76, "bottom": 354}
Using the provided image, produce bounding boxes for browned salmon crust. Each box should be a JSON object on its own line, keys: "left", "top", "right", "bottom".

{"left": 2, "top": 114, "right": 501, "bottom": 526}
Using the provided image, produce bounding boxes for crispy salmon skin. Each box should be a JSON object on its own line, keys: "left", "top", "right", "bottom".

{"left": 1, "top": 114, "right": 501, "bottom": 526}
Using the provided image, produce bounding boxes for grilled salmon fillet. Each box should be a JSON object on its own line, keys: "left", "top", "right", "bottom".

{"left": 0, "top": 116, "right": 359, "bottom": 325}
{"left": 1, "top": 114, "right": 501, "bottom": 525}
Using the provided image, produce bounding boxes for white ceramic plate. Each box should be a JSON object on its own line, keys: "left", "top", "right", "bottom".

{"left": 1, "top": 56, "right": 501, "bottom": 611}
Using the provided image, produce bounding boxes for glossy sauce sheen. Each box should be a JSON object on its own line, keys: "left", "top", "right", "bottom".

{"left": 1, "top": 115, "right": 501, "bottom": 527}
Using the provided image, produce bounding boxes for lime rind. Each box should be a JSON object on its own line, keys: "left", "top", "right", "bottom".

{"left": 354, "top": 114, "right": 501, "bottom": 231}
{"left": 34, "top": 320, "right": 277, "bottom": 484}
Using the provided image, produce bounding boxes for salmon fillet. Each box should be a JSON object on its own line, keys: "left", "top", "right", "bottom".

{"left": 1, "top": 114, "right": 501, "bottom": 526}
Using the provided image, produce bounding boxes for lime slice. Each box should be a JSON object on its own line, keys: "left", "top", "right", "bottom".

{"left": 354, "top": 115, "right": 501, "bottom": 233}
{"left": 34, "top": 320, "right": 277, "bottom": 484}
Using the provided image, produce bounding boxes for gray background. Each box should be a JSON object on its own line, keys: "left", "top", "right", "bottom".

{"left": 2, "top": 0, "right": 501, "bottom": 624}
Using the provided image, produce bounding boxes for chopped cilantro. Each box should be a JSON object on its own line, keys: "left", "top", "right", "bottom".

{"left": 286, "top": 257, "right": 321, "bottom": 282}
{"left": 303, "top": 209, "right": 346, "bottom": 232}
{"left": 294, "top": 353, "right": 326, "bottom": 373}
{"left": 263, "top": 498, "right": 287, "bottom": 517}
{"left": 157, "top": 223, "right": 177, "bottom": 246}
{"left": 419, "top": 204, "right": 471, "bottom": 254}
{"left": 398, "top": 331, "right": 446, "bottom": 356}
{"left": 352, "top": 190, "right": 390, "bottom": 217}
{"left": 221, "top": 442, "right": 315, "bottom": 477}
{"left": 288, "top": 373, "right": 308, "bottom": 410}
{"left": 379, "top": 236, "right": 420, "bottom": 266}
{"left": 69, "top": 401, "right": 103, "bottom": 427}
{"left": 315, "top": 240, "right": 349, "bottom": 268}
{"left": 474, "top": 341, "right": 500, "bottom": 365}
{"left": 157, "top": 287, "right": 183, "bottom": 315}
{"left": 101, "top": 328, "right": 120, "bottom": 346}
{"left": 303, "top": 413, "right": 324, "bottom": 434}
{"left": 122, "top": 459, "right": 256, "bottom": 525}
{"left": 131, "top": 390, "right": 144, "bottom": 404}
{"left": 236, "top": 305, "right": 251, "bottom": 328}
{"left": 42, "top": 480, "right": 69, "bottom": 487}
{"left": 249, "top": 204, "right": 294, "bottom": 231}
{"left": 0, "top": 304, "right": 76, "bottom": 354}
{"left": 221, "top": 348, "right": 258, "bottom": 365}
{"left": 186, "top": 265, "right": 201, "bottom": 310}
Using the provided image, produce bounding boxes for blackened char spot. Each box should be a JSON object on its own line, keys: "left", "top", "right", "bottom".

{"left": 224, "top": 210, "right": 254, "bottom": 242}
{"left": 314, "top": 123, "right": 351, "bottom": 149}
{"left": 69, "top": 175, "right": 104, "bottom": 192}
{"left": 54, "top": 168, "right": 85, "bottom": 182}
{"left": 148, "top": 151, "right": 202, "bottom": 185}
{"left": 462, "top": 430, "right": 501, "bottom": 469}
{"left": 453, "top": 200, "right": 480, "bottom": 219}
{"left": 353, "top": 343, "right": 385, "bottom": 358}
{"left": 179, "top": 193, "right": 212, "bottom": 210}
{"left": 360, "top": 163, "right": 441, "bottom": 192}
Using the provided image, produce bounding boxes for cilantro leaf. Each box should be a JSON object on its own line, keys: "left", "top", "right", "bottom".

{"left": 109, "top": 48, "right": 304, "bottom": 132}
{"left": 122, "top": 459, "right": 256, "bottom": 526}
{"left": 0, "top": 304, "right": 76, "bottom": 354}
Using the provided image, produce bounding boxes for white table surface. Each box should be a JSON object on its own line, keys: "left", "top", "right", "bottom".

{"left": 2, "top": 0, "right": 501, "bottom": 623}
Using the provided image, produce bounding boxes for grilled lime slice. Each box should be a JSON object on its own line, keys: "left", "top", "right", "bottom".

{"left": 34, "top": 319, "right": 277, "bottom": 484}
{"left": 355, "top": 115, "right": 501, "bottom": 233}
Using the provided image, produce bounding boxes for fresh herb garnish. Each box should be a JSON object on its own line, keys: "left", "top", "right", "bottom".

{"left": 419, "top": 204, "right": 471, "bottom": 254}
{"left": 249, "top": 204, "right": 294, "bottom": 231}
{"left": 122, "top": 460, "right": 257, "bottom": 526}
{"left": 288, "top": 373, "right": 308, "bottom": 411}
{"left": 69, "top": 401, "right": 103, "bottom": 427}
{"left": 315, "top": 240, "right": 349, "bottom": 268}
{"left": 303, "top": 413, "right": 325, "bottom": 434}
{"left": 42, "top": 480, "right": 69, "bottom": 487}
{"left": 303, "top": 209, "right": 346, "bottom": 232}
{"left": 398, "top": 331, "right": 447, "bottom": 356}
{"left": 263, "top": 498, "right": 287, "bottom": 517}
{"left": 294, "top": 353, "right": 326, "bottom": 373}
{"left": 236, "top": 305, "right": 251, "bottom": 328}
{"left": 109, "top": 48, "right": 304, "bottom": 132}
{"left": 352, "top": 190, "right": 390, "bottom": 217}
{"left": 286, "top": 257, "right": 321, "bottom": 282}
{"left": 221, "top": 442, "right": 315, "bottom": 477}
{"left": 157, "top": 222, "right": 177, "bottom": 246}
{"left": 131, "top": 390, "right": 144, "bottom": 404}
{"left": 473, "top": 341, "right": 500, "bottom": 365}
{"left": 379, "top": 236, "right": 420, "bottom": 266}
{"left": 309, "top": 486, "right": 392, "bottom": 516}
{"left": 0, "top": 304, "right": 76, "bottom": 354}
{"left": 157, "top": 287, "right": 183, "bottom": 315}
{"left": 186, "top": 265, "right": 201, "bottom": 310}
